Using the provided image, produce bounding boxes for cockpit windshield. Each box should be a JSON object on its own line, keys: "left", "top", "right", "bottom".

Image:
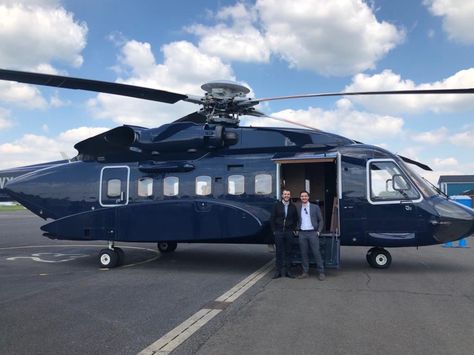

{"left": 401, "top": 162, "right": 439, "bottom": 198}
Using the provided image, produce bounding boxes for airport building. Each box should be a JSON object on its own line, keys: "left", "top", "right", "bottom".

{"left": 438, "top": 175, "right": 474, "bottom": 206}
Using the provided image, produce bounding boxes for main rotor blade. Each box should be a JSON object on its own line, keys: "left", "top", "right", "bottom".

{"left": 251, "top": 87, "right": 474, "bottom": 104}
{"left": 0, "top": 68, "right": 188, "bottom": 104}
{"left": 250, "top": 112, "right": 321, "bottom": 131}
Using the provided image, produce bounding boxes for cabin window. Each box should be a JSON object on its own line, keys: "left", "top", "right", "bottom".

{"left": 196, "top": 176, "right": 212, "bottom": 196}
{"left": 107, "top": 179, "right": 121, "bottom": 198}
{"left": 369, "top": 161, "right": 420, "bottom": 201}
{"left": 255, "top": 174, "right": 272, "bottom": 195}
{"left": 164, "top": 176, "right": 179, "bottom": 196}
{"left": 138, "top": 177, "right": 153, "bottom": 197}
{"left": 228, "top": 175, "right": 245, "bottom": 195}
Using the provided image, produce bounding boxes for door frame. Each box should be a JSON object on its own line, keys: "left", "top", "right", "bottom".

{"left": 273, "top": 152, "right": 341, "bottom": 236}
{"left": 99, "top": 165, "right": 131, "bottom": 207}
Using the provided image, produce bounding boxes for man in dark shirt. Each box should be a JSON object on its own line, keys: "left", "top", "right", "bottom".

{"left": 270, "top": 189, "right": 298, "bottom": 279}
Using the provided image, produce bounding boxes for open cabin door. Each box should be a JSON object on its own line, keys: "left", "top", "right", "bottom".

{"left": 273, "top": 153, "right": 341, "bottom": 268}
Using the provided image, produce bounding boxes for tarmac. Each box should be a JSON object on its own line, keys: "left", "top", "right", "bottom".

{"left": 1, "top": 210, "right": 474, "bottom": 354}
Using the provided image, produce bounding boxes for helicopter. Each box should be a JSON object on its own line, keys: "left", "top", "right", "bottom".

{"left": 1, "top": 68, "right": 474, "bottom": 269}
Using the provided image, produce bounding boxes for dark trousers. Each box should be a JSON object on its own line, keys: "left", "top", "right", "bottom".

{"left": 298, "top": 230, "right": 324, "bottom": 274}
{"left": 274, "top": 231, "right": 293, "bottom": 274}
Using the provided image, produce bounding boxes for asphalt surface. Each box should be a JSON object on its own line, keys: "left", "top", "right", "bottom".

{"left": 1, "top": 210, "right": 474, "bottom": 355}
{"left": 0, "top": 210, "right": 273, "bottom": 354}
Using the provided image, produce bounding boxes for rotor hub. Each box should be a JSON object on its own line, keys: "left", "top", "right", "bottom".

{"left": 199, "top": 81, "right": 254, "bottom": 125}
{"left": 201, "top": 81, "right": 250, "bottom": 98}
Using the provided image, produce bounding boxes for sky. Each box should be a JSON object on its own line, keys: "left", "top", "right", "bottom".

{"left": 0, "top": 0, "right": 474, "bottom": 184}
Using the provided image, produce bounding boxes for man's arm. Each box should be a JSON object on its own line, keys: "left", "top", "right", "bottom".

{"left": 269, "top": 202, "right": 278, "bottom": 232}
{"left": 294, "top": 202, "right": 301, "bottom": 230}
{"left": 315, "top": 205, "right": 324, "bottom": 234}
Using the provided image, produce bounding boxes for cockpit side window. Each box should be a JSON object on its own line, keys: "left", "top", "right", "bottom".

{"left": 368, "top": 160, "right": 420, "bottom": 203}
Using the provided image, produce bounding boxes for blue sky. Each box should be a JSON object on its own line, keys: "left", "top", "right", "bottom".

{"left": 0, "top": 0, "right": 474, "bottom": 183}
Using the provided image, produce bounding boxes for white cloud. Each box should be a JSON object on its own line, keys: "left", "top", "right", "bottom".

{"left": 450, "top": 129, "right": 474, "bottom": 148}
{"left": 242, "top": 98, "right": 404, "bottom": 142}
{"left": 187, "top": 3, "right": 271, "bottom": 63}
{"left": 57, "top": 127, "right": 109, "bottom": 143}
{"left": 0, "top": 126, "right": 109, "bottom": 169}
{"left": 424, "top": 0, "right": 474, "bottom": 44}
{"left": 433, "top": 157, "right": 459, "bottom": 168}
{"left": 0, "top": 81, "right": 47, "bottom": 109}
{"left": 345, "top": 69, "right": 474, "bottom": 114}
{"left": 0, "top": 3, "right": 87, "bottom": 69}
{"left": 411, "top": 127, "right": 448, "bottom": 144}
{"left": 186, "top": 0, "right": 403, "bottom": 76}
{"left": 0, "top": 107, "right": 13, "bottom": 129}
{"left": 88, "top": 40, "right": 236, "bottom": 126}
{"left": 256, "top": 0, "right": 404, "bottom": 76}
{"left": 0, "top": 2, "right": 87, "bottom": 109}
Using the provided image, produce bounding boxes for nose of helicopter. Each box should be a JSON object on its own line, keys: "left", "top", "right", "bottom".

{"left": 3, "top": 171, "right": 53, "bottom": 218}
{"left": 432, "top": 198, "right": 474, "bottom": 243}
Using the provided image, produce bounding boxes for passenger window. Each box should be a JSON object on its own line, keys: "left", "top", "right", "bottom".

{"left": 107, "top": 179, "right": 121, "bottom": 198}
{"left": 369, "top": 161, "right": 419, "bottom": 201}
{"left": 138, "top": 177, "right": 153, "bottom": 197}
{"left": 164, "top": 176, "right": 179, "bottom": 196}
{"left": 228, "top": 175, "right": 245, "bottom": 195}
{"left": 196, "top": 176, "right": 212, "bottom": 196}
{"left": 255, "top": 174, "right": 272, "bottom": 195}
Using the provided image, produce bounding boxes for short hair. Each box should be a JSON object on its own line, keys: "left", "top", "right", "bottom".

{"left": 299, "top": 190, "right": 310, "bottom": 197}
{"left": 282, "top": 189, "right": 291, "bottom": 194}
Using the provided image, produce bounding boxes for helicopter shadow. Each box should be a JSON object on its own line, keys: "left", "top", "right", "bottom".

{"left": 147, "top": 245, "right": 274, "bottom": 275}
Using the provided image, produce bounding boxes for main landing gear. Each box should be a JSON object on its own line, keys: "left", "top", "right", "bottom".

{"left": 98, "top": 241, "right": 124, "bottom": 268}
{"left": 157, "top": 242, "right": 178, "bottom": 253}
{"left": 366, "top": 247, "right": 392, "bottom": 269}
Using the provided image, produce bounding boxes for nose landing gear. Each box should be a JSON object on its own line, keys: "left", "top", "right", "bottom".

{"left": 366, "top": 247, "right": 392, "bottom": 269}
{"left": 98, "top": 241, "right": 124, "bottom": 268}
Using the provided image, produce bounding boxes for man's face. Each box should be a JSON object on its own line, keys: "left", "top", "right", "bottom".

{"left": 300, "top": 192, "right": 309, "bottom": 204}
{"left": 282, "top": 190, "right": 291, "bottom": 202}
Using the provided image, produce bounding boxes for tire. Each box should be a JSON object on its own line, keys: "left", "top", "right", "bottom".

{"left": 114, "top": 247, "right": 125, "bottom": 266}
{"left": 157, "top": 242, "right": 178, "bottom": 253}
{"left": 99, "top": 249, "right": 118, "bottom": 268}
{"left": 366, "top": 247, "right": 392, "bottom": 269}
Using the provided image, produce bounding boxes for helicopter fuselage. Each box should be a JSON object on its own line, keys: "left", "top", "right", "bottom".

{"left": 4, "top": 124, "right": 474, "bottom": 250}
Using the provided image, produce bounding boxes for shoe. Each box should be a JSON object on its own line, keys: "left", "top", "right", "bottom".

{"left": 272, "top": 272, "right": 282, "bottom": 279}
{"left": 318, "top": 273, "right": 326, "bottom": 281}
{"left": 285, "top": 273, "right": 296, "bottom": 279}
{"left": 297, "top": 272, "right": 309, "bottom": 279}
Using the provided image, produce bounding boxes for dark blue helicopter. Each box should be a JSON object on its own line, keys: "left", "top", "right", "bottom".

{"left": 1, "top": 68, "right": 474, "bottom": 269}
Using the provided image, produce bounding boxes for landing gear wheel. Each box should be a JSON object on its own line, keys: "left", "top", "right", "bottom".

{"left": 99, "top": 248, "right": 118, "bottom": 268}
{"left": 114, "top": 247, "right": 125, "bottom": 266}
{"left": 366, "top": 248, "right": 392, "bottom": 269}
{"left": 157, "top": 242, "right": 177, "bottom": 253}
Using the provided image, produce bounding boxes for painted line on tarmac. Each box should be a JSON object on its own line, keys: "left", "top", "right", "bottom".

{"left": 0, "top": 244, "right": 160, "bottom": 268}
{"left": 138, "top": 259, "right": 274, "bottom": 355}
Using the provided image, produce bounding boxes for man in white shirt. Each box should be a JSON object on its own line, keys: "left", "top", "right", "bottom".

{"left": 296, "top": 190, "right": 325, "bottom": 280}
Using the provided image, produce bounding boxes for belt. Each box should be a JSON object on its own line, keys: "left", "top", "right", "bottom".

{"left": 299, "top": 229, "right": 315, "bottom": 232}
